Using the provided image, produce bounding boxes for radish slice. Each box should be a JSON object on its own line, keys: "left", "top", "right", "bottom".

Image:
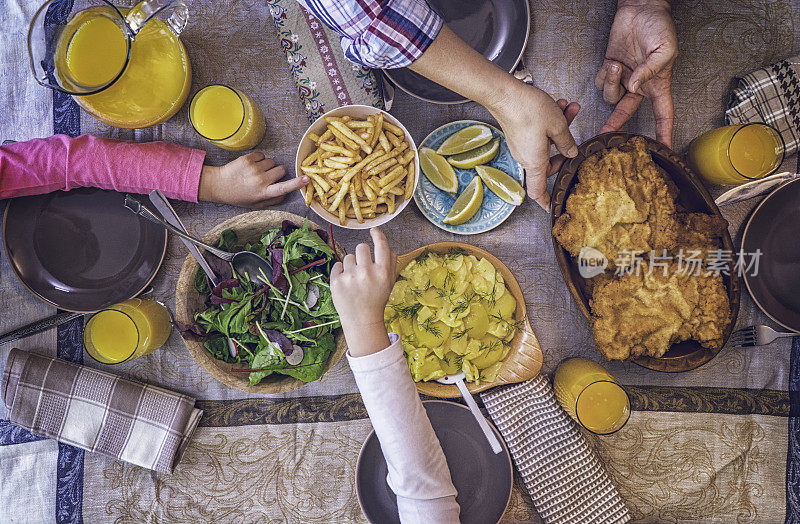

{"left": 305, "top": 284, "right": 320, "bottom": 309}
{"left": 286, "top": 344, "right": 304, "bottom": 366}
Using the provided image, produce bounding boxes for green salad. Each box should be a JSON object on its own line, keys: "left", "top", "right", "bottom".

{"left": 190, "top": 220, "right": 341, "bottom": 386}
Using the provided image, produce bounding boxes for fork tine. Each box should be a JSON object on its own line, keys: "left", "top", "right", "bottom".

{"left": 728, "top": 327, "right": 757, "bottom": 347}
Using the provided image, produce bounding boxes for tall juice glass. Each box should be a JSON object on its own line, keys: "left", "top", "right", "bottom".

{"left": 688, "top": 123, "right": 784, "bottom": 185}
{"left": 84, "top": 298, "right": 172, "bottom": 364}
{"left": 553, "top": 358, "right": 630, "bottom": 435}
{"left": 189, "top": 84, "right": 266, "bottom": 151}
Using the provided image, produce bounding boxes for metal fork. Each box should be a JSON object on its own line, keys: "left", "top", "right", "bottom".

{"left": 727, "top": 325, "right": 799, "bottom": 348}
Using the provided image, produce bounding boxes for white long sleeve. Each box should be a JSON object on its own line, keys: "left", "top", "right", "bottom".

{"left": 348, "top": 334, "right": 460, "bottom": 524}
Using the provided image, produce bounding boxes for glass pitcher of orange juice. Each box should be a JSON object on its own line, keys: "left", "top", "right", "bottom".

{"left": 28, "top": 0, "right": 192, "bottom": 129}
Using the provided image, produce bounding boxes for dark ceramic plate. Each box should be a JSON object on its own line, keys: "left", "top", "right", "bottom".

{"left": 741, "top": 178, "right": 800, "bottom": 332}
{"left": 3, "top": 189, "right": 167, "bottom": 313}
{"left": 356, "top": 400, "right": 512, "bottom": 524}
{"left": 382, "top": 0, "right": 530, "bottom": 104}
{"left": 550, "top": 133, "right": 741, "bottom": 372}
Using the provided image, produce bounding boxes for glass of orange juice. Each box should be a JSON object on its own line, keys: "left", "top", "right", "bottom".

{"left": 84, "top": 298, "right": 173, "bottom": 364}
{"left": 189, "top": 84, "right": 266, "bottom": 151}
{"left": 687, "top": 123, "right": 785, "bottom": 185}
{"left": 553, "top": 358, "right": 630, "bottom": 435}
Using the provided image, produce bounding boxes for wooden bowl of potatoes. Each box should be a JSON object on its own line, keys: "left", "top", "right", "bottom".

{"left": 295, "top": 105, "right": 419, "bottom": 229}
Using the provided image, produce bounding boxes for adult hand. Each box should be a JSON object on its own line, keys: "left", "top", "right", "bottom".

{"left": 198, "top": 151, "right": 308, "bottom": 208}
{"left": 330, "top": 228, "right": 397, "bottom": 356}
{"left": 595, "top": 0, "right": 677, "bottom": 147}
{"left": 491, "top": 83, "right": 580, "bottom": 209}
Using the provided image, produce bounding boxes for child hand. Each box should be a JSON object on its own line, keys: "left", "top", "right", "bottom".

{"left": 330, "top": 228, "right": 397, "bottom": 356}
{"left": 198, "top": 151, "right": 309, "bottom": 208}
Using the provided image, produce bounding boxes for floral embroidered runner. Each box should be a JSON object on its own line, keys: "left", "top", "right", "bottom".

{"left": 266, "top": 0, "right": 383, "bottom": 122}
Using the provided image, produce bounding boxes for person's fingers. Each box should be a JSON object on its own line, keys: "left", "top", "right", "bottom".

{"left": 252, "top": 196, "right": 284, "bottom": 209}
{"left": 244, "top": 151, "right": 266, "bottom": 163}
{"left": 330, "top": 261, "right": 343, "bottom": 279}
{"left": 556, "top": 98, "right": 568, "bottom": 111}
{"left": 548, "top": 115, "right": 579, "bottom": 159}
{"left": 598, "top": 92, "right": 643, "bottom": 134}
{"left": 522, "top": 142, "right": 552, "bottom": 209}
{"left": 547, "top": 154, "right": 566, "bottom": 178}
{"left": 262, "top": 164, "right": 287, "bottom": 184}
{"left": 355, "top": 242, "right": 372, "bottom": 265}
{"left": 595, "top": 62, "right": 608, "bottom": 91}
{"left": 370, "top": 228, "right": 392, "bottom": 267}
{"left": 564, "top": 102, "right": 580, "bottom": 125}
{"left": 342, "top": 254, "right": 356, "bottom": 271}
{"left": 260, "top": 175, "right": 308, "bottom": 201}
{"left": 603, "top": 63, "right": 624, "bottom": 104}
{"left": 628, "top": 49, "right": 673, "bottom": 94}
{"left": 256, "top": 156, "right": 277, "bottom": 170}
{"left": 651, "top": 87, "right": 675, "bottom": 148}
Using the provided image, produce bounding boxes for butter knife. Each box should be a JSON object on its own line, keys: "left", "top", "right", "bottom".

{"left": 0, "top": 311, "right": 83, "bottom": 346}
{"left": 715, "top": 171, "right": 799, "bottom": 206}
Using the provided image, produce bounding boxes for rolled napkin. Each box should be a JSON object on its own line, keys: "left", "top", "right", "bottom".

{"left": 266, "top": 0, "right": 384, "bottom": 123}
{"left": 726, "top": 56, "right": 800, "bottom": 157}
{"left": 480, "top": 375, "right": 631, "bottom": 524}
{"left": 2, "top": 348, "right": 202, "bottom": 474}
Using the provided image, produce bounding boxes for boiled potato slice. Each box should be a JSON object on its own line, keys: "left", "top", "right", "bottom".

{"left": 463, "top": 302, "right": 489, "bottom": 339}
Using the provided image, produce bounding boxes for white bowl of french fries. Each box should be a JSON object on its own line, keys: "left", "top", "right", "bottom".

{"left": 295, "top": 105, "right": 419, "bottom": 229}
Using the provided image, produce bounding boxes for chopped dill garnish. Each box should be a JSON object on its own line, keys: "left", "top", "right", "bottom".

{"left": 453, "top": 326, "right": 471, "bottom": 340}
{"left": 420, "top": 316, "right": 441, "bottom": 336}
{"left": 391, "top": 303, "right": 422, "bottom": 318}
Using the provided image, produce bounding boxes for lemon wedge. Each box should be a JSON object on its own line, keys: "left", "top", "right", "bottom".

{"left": 475, "top": 165, "right": 524, "bottom": 206}
{"left": 437, "top": 125, "right": 493, "bottom": 155}
{"left": 419, "top": 147, "right": 458, "bottom": 193}
{"left": 444, "top": 177, "right": 484, "bottom": 225}
{"left": 446, "top": 138, "right": 500, "bottom": 169}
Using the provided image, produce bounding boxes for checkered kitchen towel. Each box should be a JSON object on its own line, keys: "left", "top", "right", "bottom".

{"left": 266, "top": 0, "right": 384, "bottom": 123}
{"left": 481, "top": 375, "right": 630, "bottom": 524}
{"left": 2, "top": 349, "right": 202, "bottom": 474}
{"left": 726, "top": 56, "right": 800, "bottom": 157}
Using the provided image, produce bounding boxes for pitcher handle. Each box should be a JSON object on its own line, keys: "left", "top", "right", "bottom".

{"left": 126, "top": 0, "right": 188, "bottom": 36}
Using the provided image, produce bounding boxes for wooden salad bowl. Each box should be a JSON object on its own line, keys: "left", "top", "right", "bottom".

{"left": 174, "top": 210, "right": 347, "bottom": 394}
{"left": 396, "top": 242, "right": 544, "bottom": 398}
{"left": 550, "top": 132, "right": 741, "bottom": 372}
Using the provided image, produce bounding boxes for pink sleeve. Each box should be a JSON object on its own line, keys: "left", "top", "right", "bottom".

{"left": 0, "top": 134, "right": 206, "bottom": 202}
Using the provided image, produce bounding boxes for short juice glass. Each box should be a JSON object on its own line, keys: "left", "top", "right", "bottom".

{"left": 84, "top": 298, "right": 172, "bottom": 364}
{"left": 553, "top": 358, "right": 630, "bottom": 435}
{"left": 189, "top": 84, "right": 266, "bottom": 151}
{"left": 687, "top": 123, "right": 784, "bottom": 185}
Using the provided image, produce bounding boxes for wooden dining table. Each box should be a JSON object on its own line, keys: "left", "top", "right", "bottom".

{"left": 1, "top": 0, "right": 799, "bottom": 522}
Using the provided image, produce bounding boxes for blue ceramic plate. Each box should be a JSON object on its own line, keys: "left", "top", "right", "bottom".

{"left": 414, "top": 120, "right": 523, "bottom": 235}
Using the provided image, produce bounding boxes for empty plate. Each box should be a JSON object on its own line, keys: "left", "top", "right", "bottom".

{"left": 356, "top": 400, "right": 513, "bottom": 524}
{"left": 3, "top": 189, "right": 167, "bottom": 312}
{"left": 741, "top": 178, "right": 800, "bottom": 332}
{"left": 382, "top": 0, "right": 530, "bottom": 104}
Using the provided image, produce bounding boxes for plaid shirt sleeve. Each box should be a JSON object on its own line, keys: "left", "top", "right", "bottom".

{"left": 296, "top": 0, "right": 443, "bottom": 69}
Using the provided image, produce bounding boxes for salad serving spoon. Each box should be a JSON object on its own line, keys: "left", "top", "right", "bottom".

{"left": 437, "top": 372, "right": 503, "bottom": 454}
{"left": 124, "top": 196, "right": 274, "bottom": 284}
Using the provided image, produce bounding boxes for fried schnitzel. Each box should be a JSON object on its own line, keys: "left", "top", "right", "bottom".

{"left": 553, "top": 137, "right": 733, "bottom": 361}
{"left": 590, "top": 262, "right": 731, "bottom": 360}
{"left": 553, "top": 137, "right": 679, "bottom": 267}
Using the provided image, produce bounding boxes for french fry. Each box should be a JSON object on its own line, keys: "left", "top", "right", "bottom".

{"left": 307, "top": 132, "right": 320, "bottom": 142}
{"left": 315, "top": 128, "right": 333, "bottom": 144}
{"left": 380, "top": 173, "right": 406, "bottom": 195}
{"left": 386, "top": 193, "right": 396, "bottom": 214}
{"left": 382, "top": 120, "right": 403, "bottom": 137}
{"left": 338, "top": 200, "right": 346, "bottom": 225}
{"left": 398, "top": 149, "right": 415, "bottom": 166}
{"left": 302, "top": 150, "right": 319, "bottom": 167}
{"left": 327, "top": 155, "right": 356, "bottom": 164}
{"left": 387, "top": 132, "right": 402, "bottom": 148}
{"left": 346, "top": 120, "right": 373, "bottom": 129}
{"left": 303, "top": 183, "right": 314, "bottom": 205}
{"left": 300, "top": 166, "right": 333, "bottom": 174}
{"left": 378, "top": 132, "right": 391, "bottom": 153}
{"left": 369, "top": 113, "right": 383, "bottom": 148}
{"left": 323, "top": 159, "right": 351, "bottom": 170}
{"left": 307, "top": 173, "right": 330, "bottom": 192}
{"left": 319, "top": 143, "right": 355, "bottom": 156}
{"left": 363, "top": 179, "right": 376, "bottom": 200}
{"left": 387, "top": 186, "right": 404, "bottom": 196}
{"left": 404, "top": 161, "right": 415, "bottom": 200}
{"left": 350, "top": 184, "right": 363, "bottom": 223}
{"left": 330, "top": 120, "right": 372, "bottom": 154}
{"left": 379, "top": 165, "right": 406, "bottom": 187}
{"left": 329, "top": 125, "right": 360, "bottom": 151}
{"left": 366, "top": 158, "right": 397, "bottom": 177}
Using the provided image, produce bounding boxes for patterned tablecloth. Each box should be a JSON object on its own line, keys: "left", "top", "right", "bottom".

{"left": 1, "top": 0, "right": 800, "bottom": 522}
